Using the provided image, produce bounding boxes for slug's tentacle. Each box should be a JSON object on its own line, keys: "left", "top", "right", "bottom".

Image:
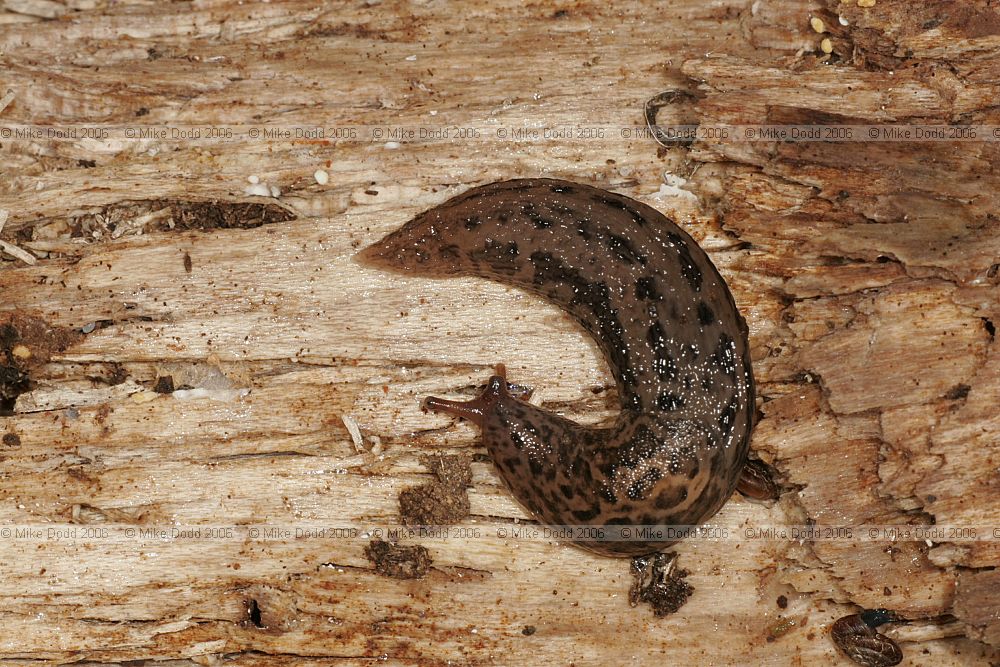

{"left": 360, "top": 178, "right": 755, "bottom": 556}
{"left": 423, "top": 365, "right": 510, "bottom": 428}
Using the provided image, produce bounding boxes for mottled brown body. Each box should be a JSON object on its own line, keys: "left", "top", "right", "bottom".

{"left": 359, "top": 179, "right": 754, "bottom": 556}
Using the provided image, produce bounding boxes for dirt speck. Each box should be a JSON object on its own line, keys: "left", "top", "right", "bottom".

{"left": 399, "top": 482, "right": 470, "bottom": 525}
{"left": 1, "top": 314, "right": 82, "bottom": 415}
{"left": 399, "top": 454, "right": 473, "bottom": 526}
{"left": 628, "top": 552, "right": 693, "bottom": 617}
{"left": 2, "top": 433, "right": 20, "bottom": 448}
{"left": 766, "top": 615, "right": 803, "bottom": 642}
{"left": 169, "top": 201, "right": 294, "bottom": 231}
{"left": 424, "top": 452, "right": 473, "bottom": 489}
{"left": 153, "top": 375, "right": 175, "bottom": 394}
{"left": 944, "top": 384, "right": 971, "bottom": 401}
{"left": 364, "top": 538, "right": 432, "bottom": 579}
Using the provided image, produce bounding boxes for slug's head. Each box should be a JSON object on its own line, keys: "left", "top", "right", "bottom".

{"left": 423, "top": 365, "right": 513, "bottom": 428}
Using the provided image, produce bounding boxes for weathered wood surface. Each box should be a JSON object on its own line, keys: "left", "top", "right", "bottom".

{"left": 1, "top": 0, "right": 998, "bottom": 665}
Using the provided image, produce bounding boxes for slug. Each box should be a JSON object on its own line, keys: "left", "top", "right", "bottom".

{"left": 359, "top": 178, "right": 754, "bottom": 556}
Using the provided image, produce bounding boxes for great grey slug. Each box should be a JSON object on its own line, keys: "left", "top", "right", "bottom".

{"left": 359, "top": 178, "right": 755, "bottom": 556}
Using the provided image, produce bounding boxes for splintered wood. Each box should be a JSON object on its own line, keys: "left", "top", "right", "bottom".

{"left": 1, "top": 0, "right": 998, "bottom": 665}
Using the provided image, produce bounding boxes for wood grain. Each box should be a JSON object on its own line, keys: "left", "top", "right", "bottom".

{"left": 1, "top": 0, "right": 998, "bottom": 665}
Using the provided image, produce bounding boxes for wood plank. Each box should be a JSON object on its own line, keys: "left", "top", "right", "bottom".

{"left": 2, "top": 0, "right": 999, "bottom": 664}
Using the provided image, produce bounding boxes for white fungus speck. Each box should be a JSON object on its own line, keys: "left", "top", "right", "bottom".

{"left": 245, "top": 183, "right": 271, "bottom": 197}
{"left": 314, "top": 169, "right": 329, "bottom": 185}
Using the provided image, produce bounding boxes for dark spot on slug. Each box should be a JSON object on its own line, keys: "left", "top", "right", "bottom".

{"left": 614, "top": 425, "right": 662, "bottom": 470}
{"left": 647, "top": 321, "right": 677, "bottom": 381}
{"left": 626, "top": 468, "right": 663, "bottom": 501}
{"left": 667, "top": 232, "right": 703, "bottom": 291}
{"left": 715, "top": 332, "right": 737, "bottom": 379}
{"left": 654, "top": 486, "right": 687, "bottom": 509}
{"left": 635, "top": 276, "right": 660, "bottom": 301}
{"left": 596, "top": 195, "right": 627, "bottom": 211}
{"left": 528, "top": 458, "right": 543, "bottom": 476}
{"left": 607, "top": 233, "right": 647, "bottom": 265}
{"left": 599, "top": 485, "right": 618, "bottom": 504}
{"left": 439, "top": 244, "right": 461, "bottom": 262}
{"left": 698, "top": 302, "right": 714, "bottom": 325}
{"left": 529, "top": 214, "right": 555, "bottom": 229}
{"left": 509, "top": 429, "right": 527, "bottom": 450}
{"left": 656, "top": 391, "right": 685, "bottom": 411}
{"left": 718, "top": 395, "right": 739, "bottom": 439}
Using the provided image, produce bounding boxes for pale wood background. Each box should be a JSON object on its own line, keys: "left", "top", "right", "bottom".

{"left": 1, "top": 0, "right": 998, "bottom": 665}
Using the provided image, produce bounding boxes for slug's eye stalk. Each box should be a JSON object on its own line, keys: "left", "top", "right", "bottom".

{"left": 423, "top": 364, "right": 510, "bottom": 427}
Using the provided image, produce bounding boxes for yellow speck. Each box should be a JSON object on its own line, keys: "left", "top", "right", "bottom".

{"left": 857, "top": 0, "right": 876, "bottom": 7}
{"left": 821, "top": 38, "right": 834, "bottom": 53}
{"left": 130, "top": 390, "right": 159, "bottom": 404}
{"left": 810, "top": 17, "right": 825, "bottom": 33}
{"left": 11, "top": 344, "right": 30, "bottom": 359}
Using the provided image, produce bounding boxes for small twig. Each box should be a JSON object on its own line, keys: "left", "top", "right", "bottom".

{"left": 0, "top": 209, "right": 37, "bottom": 265}
{"left": 0, "top": 89, "right": 14, "bottom": 115}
